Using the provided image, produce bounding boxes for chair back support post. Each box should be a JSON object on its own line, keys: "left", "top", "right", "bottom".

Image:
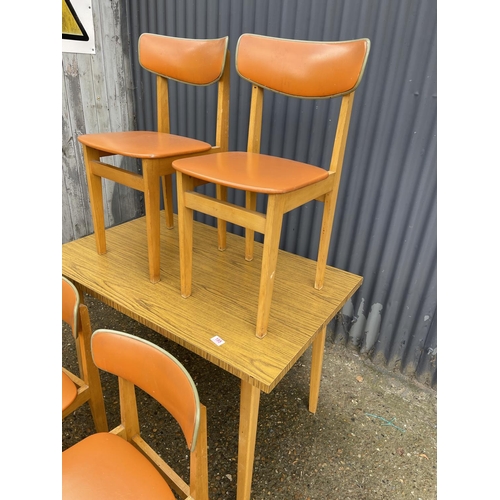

{"left": 157, "top": 75, "right": 170, "bottom": 134}
{"left": 215, "top": 50, "right": 231, "bottom": 152}
{"left": 314, "top": 93, "right": 357, "bottom": 290}
{"left": 329, "top": 91, "right": 356, "bottom": 174}
{"left": 76, "top": 303, "right": 92, "bottom": 379}
{"left": 247, "top": 85, "right": 264, "bottom": 154}
{"left": 118, "top": 377, "right": 141, "bottom": 441}
{"left": 244, "top": 84, "right": 264, "bottom": 258}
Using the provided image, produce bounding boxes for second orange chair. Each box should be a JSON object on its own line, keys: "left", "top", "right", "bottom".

{"left": 79, "top": 33, "right": 230, "bottom": 283}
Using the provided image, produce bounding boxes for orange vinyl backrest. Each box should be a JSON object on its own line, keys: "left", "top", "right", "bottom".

{"left": 235, "top": 33, "right": 370, "bottom": 98}
{"left": 91, "top": 330, "right": 200, "bottom": 449}
{"left": 62, "top": 278, "right": 80, "bottom": 339}
{"left": 139, "top": 33, "right": 229, "bottom": 86}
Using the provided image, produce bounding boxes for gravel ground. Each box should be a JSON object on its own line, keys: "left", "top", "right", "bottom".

{"left": 62, "top": 295, "right": 437, "bottom": 499}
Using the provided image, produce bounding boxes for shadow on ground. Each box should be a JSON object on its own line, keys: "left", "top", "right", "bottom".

{"left": 62, "top": 295, "right": 437, "bottom": 500}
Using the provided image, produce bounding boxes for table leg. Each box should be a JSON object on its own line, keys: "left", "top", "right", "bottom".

{"left": 309, "top": 324, "right": 327, "bottom": 414}
{"left": 237, "top": 380, "right": 261, "bottom": 500}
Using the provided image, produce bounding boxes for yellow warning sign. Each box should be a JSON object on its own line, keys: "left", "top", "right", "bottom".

{"left": 62, "top": 0, "right": 88, "bottom": 41}
{"left": 62, "top": 0, "right": 94, "bottom": 54}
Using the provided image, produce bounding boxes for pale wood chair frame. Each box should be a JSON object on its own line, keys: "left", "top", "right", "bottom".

{"left": 62, "top": 277, "right": 108, "bottom": 432}
{"left": 79, "top": 34, "right": 230, "bottom": 283}
{"left": 63, "top": 329, "right": 208, "bottom": 500}
{"left": 175, "top": 34, "right": 370, "bottom": 337}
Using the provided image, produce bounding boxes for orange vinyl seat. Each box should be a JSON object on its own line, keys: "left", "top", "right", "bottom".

{"left": 173, "top": 33, "right": 371, "bottom": 337}
{"left": 78, "top": 33, "right": 230, "bottom": 283}
{"left": 62, "top": 277, "right": 108, "bottom": 432}
{"left": 62, "top": 329, "right": 208, "bottom": 500}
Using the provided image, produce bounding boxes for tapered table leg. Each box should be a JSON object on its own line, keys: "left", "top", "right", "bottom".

{"left": 309, "top": 324, "right": 327, "bottom": 414}
{"left": 237, "top": 380, "right": 261, "bottom": 500}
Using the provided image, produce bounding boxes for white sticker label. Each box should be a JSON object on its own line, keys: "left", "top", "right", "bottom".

{"left": 211, "top": 335, "right": 225, "bottom": 346}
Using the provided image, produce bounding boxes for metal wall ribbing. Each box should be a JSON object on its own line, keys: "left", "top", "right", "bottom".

{"left": 122, "top": 0, "right": 437, "bottom": 387}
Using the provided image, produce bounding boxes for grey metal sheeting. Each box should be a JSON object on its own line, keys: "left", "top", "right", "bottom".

{"left": 123, "top": 0, "right": 437, "bottom": 387}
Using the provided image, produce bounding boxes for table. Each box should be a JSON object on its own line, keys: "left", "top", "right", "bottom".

{"left": 62, "top": 213, "right": 362, "bottom": 499}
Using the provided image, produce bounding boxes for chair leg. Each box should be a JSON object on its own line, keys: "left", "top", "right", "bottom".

{"left": 161, "top": 174, "right": 174, "bottom": 229}
{"left": 255, "top": 194, "right": 285, "bottom": 338}
{"left": 177, "top": 172, "right": 195, "bottom": 298}
{"left": 190, "top": 404, "right": 209, "bottom": 500}
{"left": 82, "top": 146, "right": 107, "bottom": 255}
{"left": 314, "top": 188, "right": 337, "bottom": 290}
{"left": 216, "top": 184, "right": 227, "bottom": 251}
{"left": 245, "top": 191, "right": 257, "bottom": 261}
{"left": 143, "top": 160, "right": 162, "bottom": 283}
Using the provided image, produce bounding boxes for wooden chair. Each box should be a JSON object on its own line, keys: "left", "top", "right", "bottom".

{"left": 173, "top": 34, "right": 371, "bottom": 337}
{"left": 62, "top": 277, "right": 108, "bottom": 432}
{"left": 78, "top": 33, "right": 230, "bottom": 283}
{"left": 62, "top": 329, "right": 208, "bottom": 500}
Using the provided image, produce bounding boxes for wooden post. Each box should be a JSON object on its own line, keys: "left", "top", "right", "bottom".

{"left": 237, "top": 381, "right": 261, "bottom": 500}
{"left": 309, "top": 324, "right": 327, "bottom": 413}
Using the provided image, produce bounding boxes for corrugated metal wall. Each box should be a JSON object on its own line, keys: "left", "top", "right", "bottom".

{"left": 62, "top": 0, "right": 436, "bottom": 387}
{"left": 123, "top": 0, "right": 437, "bottom": 388}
